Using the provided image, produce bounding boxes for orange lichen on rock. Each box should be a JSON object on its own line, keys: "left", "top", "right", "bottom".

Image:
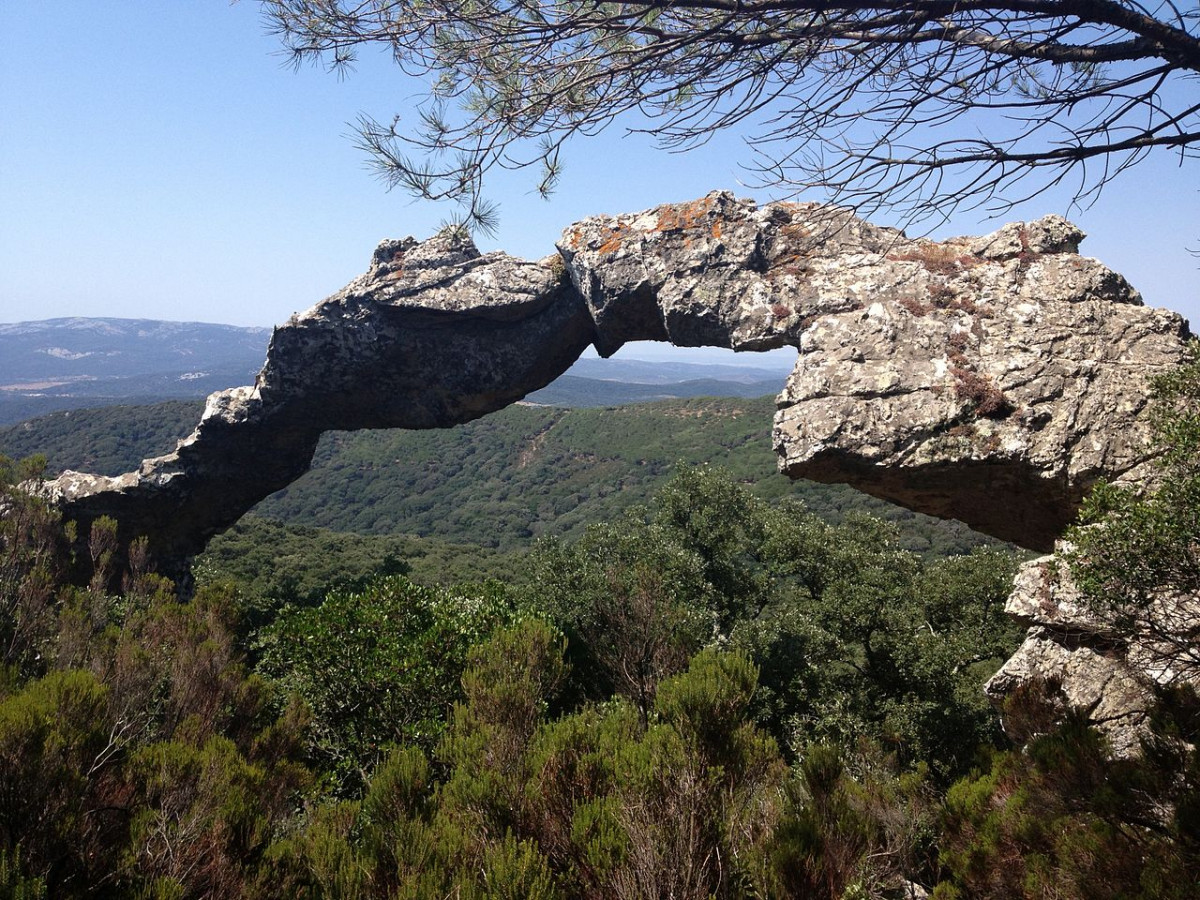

{"left": 596, "top": 224, "right": 634, "bottom": 255}
{"left": 655, "top": 196, "right": 717, "bottom": 233}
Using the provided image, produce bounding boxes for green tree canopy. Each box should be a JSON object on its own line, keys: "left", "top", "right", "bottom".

{"left": 527, "top": 465, "right": 1021, "bottom": 778}
{"left": 259, "top": 575, "right": 516, "bottom": 792}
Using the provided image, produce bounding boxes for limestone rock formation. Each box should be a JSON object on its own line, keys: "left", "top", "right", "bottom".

{"left": 42, "top": 189, "right": 1190, "bottom": 577}
{"left": 559, "top": 193, "right": 1188, "bottom": 549}
{"left": 44, "top": 232, "right": 593, "bottom": 580}
{"left": 774, "top": 223, "right": 1188, "bottom": 550}
{"left": 985, "top": 547, "right": 1200, "bottom": 756}
{"left": 33, "top": 191, "right": 1195, "bottom": 745}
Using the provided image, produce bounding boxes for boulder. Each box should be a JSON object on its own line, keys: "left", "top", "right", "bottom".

{"left": 985, "top": 545, "right": 1200, "bottom": 756}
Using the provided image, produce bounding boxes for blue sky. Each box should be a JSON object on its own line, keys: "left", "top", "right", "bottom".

{"left": 2, "top": 1, "right": 1196, "bottom": 361}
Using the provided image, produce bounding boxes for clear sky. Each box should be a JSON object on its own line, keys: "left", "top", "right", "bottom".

{"left": 2, "top": 1, "right": 1197, "bottom": 351}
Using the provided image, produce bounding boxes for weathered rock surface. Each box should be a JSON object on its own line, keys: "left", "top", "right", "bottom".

{"left": 44, "top": 232, "right": 593, "bottom": 580}
{"left": 776, "top": 239, "right": 1187, "bottom": 548}
{"left": 43, "top": 190, "right": 1190, "bottom": 571}
{"left": 559, "top": 193, "right": 1189, "bottom": 549}
{"left": 34, "top": 191, "right": 1196, "bottom": 744}
{"left": 985, "top": 548, "right": 1200, "bottom": 756}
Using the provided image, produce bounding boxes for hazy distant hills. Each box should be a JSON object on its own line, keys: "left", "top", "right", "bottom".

{"left": 0, "top": 317, "right": 272, "bottom": 382}
{"left": 0, "top": 318, "right": 272, "bottom": 423}
{"left": 0, "top": 317, "right": 791, "bottom": 423}
{"left": 525, "top": 374, "right": 784, "bottom": 406}
{"left": 560, "top": 357, "right": 789, "bottom": 385}
{"left": 527, "top": 356, "right": 787, "bottom": 405}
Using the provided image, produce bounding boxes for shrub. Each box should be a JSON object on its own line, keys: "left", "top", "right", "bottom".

{"left": 260, "top": 576, "right": 514, "bottom": 792}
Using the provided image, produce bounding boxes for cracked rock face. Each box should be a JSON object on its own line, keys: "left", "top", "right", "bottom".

{"left": 559, "top": 193, "right": 1189, "bottom": 550}
{"left": 45, "top": 192, "right": 1191, "bottom": 570}
{"left": 768, "top": 215, "right": 1186, "bottom": 550}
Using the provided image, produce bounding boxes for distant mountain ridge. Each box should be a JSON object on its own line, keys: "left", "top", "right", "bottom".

{"left": 560, "top": 356, "right": 789, "bottom": 385}
{"left": 0, "top": 317, "right": 271, "bottom": 422}
{"left": 0, "top": 317, "right": 793, "bottom": 422}
{"left": 524, "top": 375, "right": 784, "bottom": 406}
{"left": 0, "top": 317, "right": 272, "bottom": 382}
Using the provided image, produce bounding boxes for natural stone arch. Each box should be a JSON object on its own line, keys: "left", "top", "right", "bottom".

{"left": 44, "top": 192, "right": 1189, "bottom": 585}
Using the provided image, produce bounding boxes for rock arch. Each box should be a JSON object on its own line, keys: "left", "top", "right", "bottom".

{"left": 40, "top": 191, "right": 1196, "bottom": 751}
{"left": 46, "top": 192, "right": 1189, "bottom": 580}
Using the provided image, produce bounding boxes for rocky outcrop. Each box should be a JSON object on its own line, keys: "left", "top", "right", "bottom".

{"left": 985, "top": 548, "right": 1200, "bottom": 756}
{"left": 35, "top": 191, "right": 1195, "bottom": 743}
{"left": 560, "top": 194, "right": 1188, "bottom": 549}
{"left": 43, "top": 190, "right": 1189, "bottom": 571}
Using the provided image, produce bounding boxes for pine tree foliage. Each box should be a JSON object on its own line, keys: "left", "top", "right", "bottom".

{"left": 1068, "top": 340, "right": 1200, "bottom": 686}
{"left": 264, "top": 0, "right": 1200, "bottom": 229}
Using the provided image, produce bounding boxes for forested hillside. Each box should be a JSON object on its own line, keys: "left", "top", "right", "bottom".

{"left": 0, "top": 400, "right": 205, "bottom": 475}
{"left": 0, "top": 397, "right": 995, "bottom": 560}
{"left": 2, "top": 354, "right": 1198, "bottom": 898}
{"left": 2, "top": 456, "right": 1196, "bottom": 899}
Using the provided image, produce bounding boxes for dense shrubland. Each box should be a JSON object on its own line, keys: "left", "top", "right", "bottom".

{"left": 0, "top": 461, "right": 310, "bottom": 898}
{"left": 2, "top": 354, "right": 1199, "bottom": 896}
